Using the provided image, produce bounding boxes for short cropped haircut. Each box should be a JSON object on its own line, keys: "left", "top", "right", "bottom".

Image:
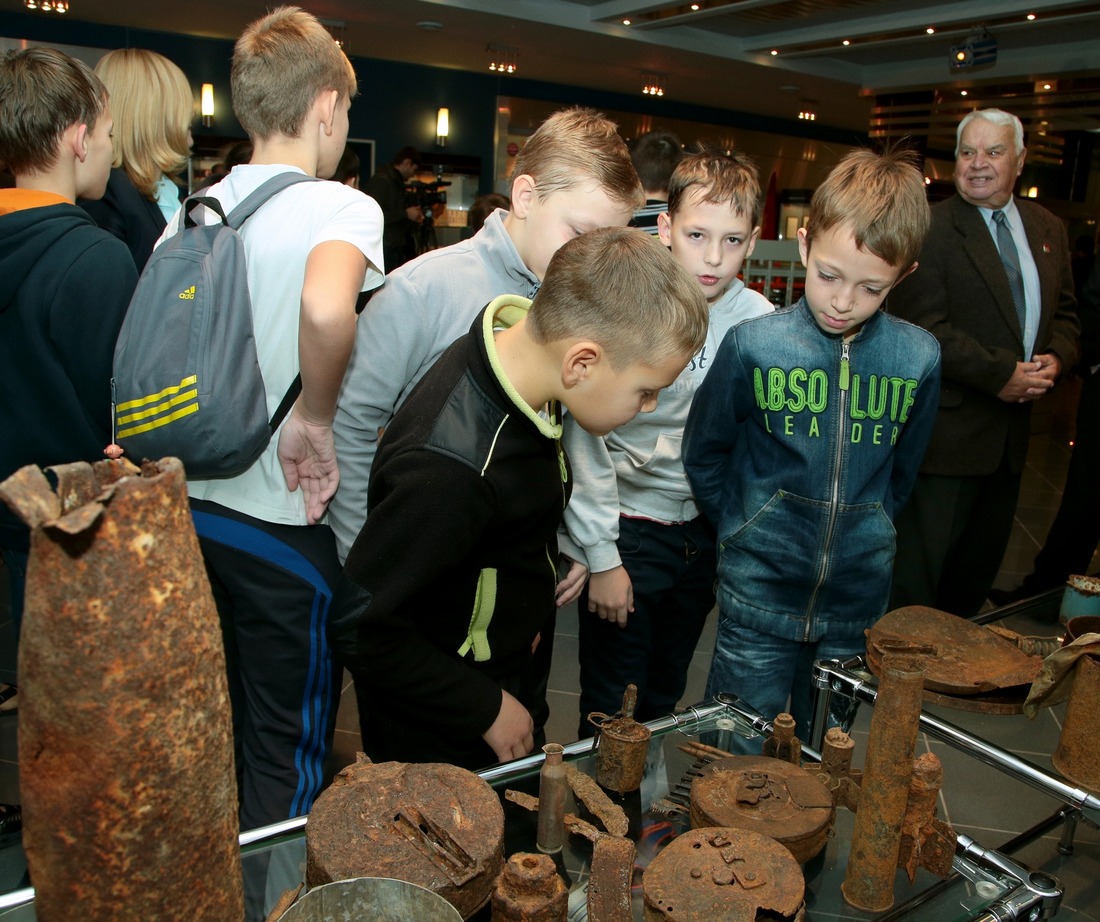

{"left": 630, "top": 130, "right": 683, "bottom": 196}
{"left": 94, "top": 49, "right": 192, "bottom": 201}
{"left": 956, "top": 108, "right": 1025, "bottom": 157}
{"left": 392, "top": 146, "right": 420, "bottom": 166}
{"left": 0, "top": 47, "right": 107, "bottom": 176}
{"left": 512, "top": 107, "right": 643, "bottom": 210}
{"left": 804, "top": 147, "right": 930, "bottom": 271}
{"left": 528, "top": 226, "right": 708, "bottom": 368}
{"left": 667, "top": 145, "right": 762, "bottom": 228}
{"left": 231, "top": 6, "right": 357, "bottom": 141}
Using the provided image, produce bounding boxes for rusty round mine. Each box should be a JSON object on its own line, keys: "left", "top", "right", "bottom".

{"left": 306, "top": 757, "right": 504, "bottom": 919}
{"left": 642, "top": 827, "right": 804, "bottom": 921}
{"left": 490, "top": 852, "right": 568, "bottom": 921}
{"left": 689, "top": 756, "right": 834, "bottom": 863}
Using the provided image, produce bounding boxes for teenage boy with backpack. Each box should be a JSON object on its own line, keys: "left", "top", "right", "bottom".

{"left": 154, "top": 7, "right": 383, "bottom": 830}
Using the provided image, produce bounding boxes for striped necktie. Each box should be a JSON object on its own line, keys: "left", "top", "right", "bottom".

{"left": 992, "top": 210, "right": 1026, "bottom": 335}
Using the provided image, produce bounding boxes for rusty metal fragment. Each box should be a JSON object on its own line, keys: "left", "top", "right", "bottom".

{"left": 502, "top": 789, "right": 603, "bottom": 843}
{"left": 689, "top": 756, "right": 834, "bottom": 863}
{"left": 0, "top": 458, "right": 244, "bottom": 922}
{"left": 587, "top": 835, "right": 635, "bottom": 922}
{"left": 897, "top": 752, "right": 956, "bottom": 882}
{"left": 264, "top": 883, "right": 303, "bottom": 922}
{"left": 1052, "top": 641, "right": 1100, "bottom": 793}
{"left": 642, "top": 827, "right": 805, "bottom": 921}
{"left": 566, "top": 764, "right": 629, "bottom": 837}
{"left": 490, "top": 852, "right": 568, "bottom": 921}
{"left": 589, "top": 684, "right": 652, "bottom": 793}
{"left": 761, "top": 712, "right": 802, "bottom": 764}
{"left": 842, "top": 650, "right": 928, "bottom": 913}
{"left": 306, "top": 754, "right": 504, "bottom": 919}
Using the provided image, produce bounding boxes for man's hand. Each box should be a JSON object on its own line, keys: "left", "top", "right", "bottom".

{"left": 406, "top": 205, "right": 424, "bottom": 224}
{"left": 482, "top": 689, "right": 534, "bottom": 762}
{"left": 587, "top": 566, "right": 634, "bottom": 627}
{"left": 997, "top": 360, "right": 1055, "bottom": 403}
{"left": 278, "top": 412, "right": 339, "bottom": 524}
{"left": 555, "top": 558, "right": 588, "bottom": 607}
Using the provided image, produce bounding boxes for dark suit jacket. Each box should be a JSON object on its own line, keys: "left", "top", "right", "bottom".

{"left": 888, "top": 194, "right": 1078, "bottom": 477}
{"left": 78, "top": 167, "right": 170, "bottom": 271}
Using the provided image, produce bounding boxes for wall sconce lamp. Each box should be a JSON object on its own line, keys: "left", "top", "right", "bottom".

{"left": 201, "top": 83, "right": 215, "bottom": 128}
{"left": 436, "top": 107, "right": 450, "bottom": 148}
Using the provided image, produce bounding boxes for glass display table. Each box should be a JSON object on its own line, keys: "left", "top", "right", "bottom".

{"left": 0, "top": 697, "right": 1067, "bottom": 920}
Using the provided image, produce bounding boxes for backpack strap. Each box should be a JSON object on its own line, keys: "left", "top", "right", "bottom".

{"left": 225, "top": 171, "right": 321, "bottom": 230}
{"left": 269, "top": 374, "right": 302, "bottom": 433}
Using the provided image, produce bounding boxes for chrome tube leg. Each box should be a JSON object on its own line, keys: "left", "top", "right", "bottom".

{"left": 1057, "top": 810, "right": 1078, "bottom": 855}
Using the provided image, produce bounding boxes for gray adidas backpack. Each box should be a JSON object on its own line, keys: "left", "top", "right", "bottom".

{"left": 112, "top": 172, "right": 319, "bottom": 478}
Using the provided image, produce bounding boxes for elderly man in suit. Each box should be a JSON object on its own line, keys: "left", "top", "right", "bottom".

{"left": 889, "top": 108, "right": 1079, "bottom": 618}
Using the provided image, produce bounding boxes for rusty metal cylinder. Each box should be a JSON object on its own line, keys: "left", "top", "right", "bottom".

{"left": 490, "top": 852, "right": 568, "bottom": 922}
{"left": 761, "top": 712, "right": 801, "bottom": 763}
{"left": 841, "top": 651, "right": 927, "bottom": 913}
{"left": 821, "top": 727, "right": 856, "bottom": 777}
{"left": 590, "top": 684, "right": 652, "bottom": 794}
{"left": 0, "top": 459, "right": 244, "bottom": 921}
{"left": 536, "top": 743, "right": 567, "bottom": 854}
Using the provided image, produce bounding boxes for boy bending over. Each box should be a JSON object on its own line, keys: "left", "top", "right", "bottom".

{"left": 332, "top": 227, "right": 709, "bottom": 768}
{"left": 684, "top": 149, "right": 941, "bottom": 743}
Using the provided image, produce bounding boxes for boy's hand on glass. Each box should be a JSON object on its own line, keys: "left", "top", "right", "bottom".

{"left": 483, "top": 690, "right": 535, "bottom": 762}
{"left": 588, "top": 566, "right": 634, "bottom": 628}
{"left": 555, "top": 558, "right": 588, "bottom": 607}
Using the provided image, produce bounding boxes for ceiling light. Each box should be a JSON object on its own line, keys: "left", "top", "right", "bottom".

{"left": 691, "top": 3, "right": 700, "bottom": 9}
{"left": 1027, "top": 13, "right": 1036, "bottom": 20}
{"left": 487, "top": 44, "right": 518, "bottom": 75}
{"left": 960, "top": 89, "right": 968, "bottom": 96}
{"left": 622, "top": 18, "right": 631, "bottom": 25}
{"left": 842, "top": 39, "right": 850, "bottom": 46}
{"left": 798, "top": 110, "right": 816, "bottom": 121}
{"left": 642, "top": 73, "right": 666, "bottom": 97}
{"left": 24, "top": 0, "right": 69, "bottom": 11}
{"left": 1042, "top": 83, "right": 1051, "bottom": 90}
{"left": 926, "top": 27, "right": 935, "bottom": 35}
{"left": 770, "top": 49, "right": 778, "bottom": 55}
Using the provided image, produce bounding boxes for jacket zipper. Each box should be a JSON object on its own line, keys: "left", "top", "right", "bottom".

{"left": 804, "top": 339, "right": 850, "bottom": 639}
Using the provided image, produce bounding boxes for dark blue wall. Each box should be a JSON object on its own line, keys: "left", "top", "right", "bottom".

{"left": 1, "top": 10, "right": 865, "bottom": 194}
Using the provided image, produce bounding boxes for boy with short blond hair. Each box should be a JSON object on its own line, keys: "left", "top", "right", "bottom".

{"left": 684, "top": 148, "right": 940, "bottom": 744}
{"left": 330, "top": 106, "right": 644, "bottom": 566}
{"left": 331, "top": 227, "right": 708, "bottom": 767}
{"left": 563, "top": 147, "right": 773, "bottom": 730}
{"left": 0, "top": 48, "right": 137, "bottom": 688}
{"left": 165, "top": 6, "right": 384, "bottom": 829}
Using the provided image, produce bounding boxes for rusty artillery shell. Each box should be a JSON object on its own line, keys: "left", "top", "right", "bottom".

{"left": 898, "top": 752, "right": 956, "bottom": 882}
{"left": 537, "top": 744, "right": 567, "bottom": 854}
{"left": 761, "top": 712, "right": 801, "bottom": 764}
{"left": 587, "top": 835, "right": 635, "bottom": 922}
{"left": 841, "top": 651, "right": 928, "bottom": 913}
{"left": 589, "top": 684, "right": 651, "bottom": 793}
{"left": 0, "top": 459, "right": 243, "bottom": 921}
{"left": 491, "top": 852, "right": 568, "bottom": 922}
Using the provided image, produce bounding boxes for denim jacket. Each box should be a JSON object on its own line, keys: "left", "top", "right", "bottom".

{"left": 683, "top": 298, "right": 941, "bottom": 642}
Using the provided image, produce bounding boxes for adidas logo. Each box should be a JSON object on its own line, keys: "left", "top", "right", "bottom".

{"left": 178, "top": 285, "right": 196, "bottom": 300}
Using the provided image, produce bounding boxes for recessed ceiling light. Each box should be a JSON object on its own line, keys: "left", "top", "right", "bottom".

{"left": 1027, "top": 13, "right": 1036, "bottom": 20}
{"left": 961, "top": 89, "right": 968, "bottom": 96}
{"left": 926, "top": 27, "right": 935, "bottom": 34}
{"left": 842, "top": 39, "right": 850, "bottom": 46}
{"left": 770, "top": 49, "right": 778, "bottom": 55}
{"left": 691, "top": 3, "right": 700, "bottom": 9}
{"left": 1043, "top": 83, "right": 1052, "bottom": 90}
{"left": 622, "top": 18, "right": 631, "bottom": 25}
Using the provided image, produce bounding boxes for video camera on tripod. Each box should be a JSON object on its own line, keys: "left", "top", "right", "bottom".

{"left": 404, "top": 179, "right": 451, "bottom": 219}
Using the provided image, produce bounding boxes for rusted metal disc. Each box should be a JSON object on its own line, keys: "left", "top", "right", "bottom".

{"left": 689, "top": 756, "right": 834, "bottom": 863}
{"left": 642, "top": 827, "right": 805, "bottom": 921}
{"left": 868, "top": 606, "right": 1041, "bottom": 695}
{"left": 305, "top": 756, "right": 504, "bottom": 919}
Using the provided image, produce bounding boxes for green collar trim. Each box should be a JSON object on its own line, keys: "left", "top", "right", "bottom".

{"left": 482, "top": 295, "right": 562, "bottom": 439}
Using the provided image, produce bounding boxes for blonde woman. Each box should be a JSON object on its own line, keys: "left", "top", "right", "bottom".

{"left": 79, "top": 49, "right": 192, "bottom": 268}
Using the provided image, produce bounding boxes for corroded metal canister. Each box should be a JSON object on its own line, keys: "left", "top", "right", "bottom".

{"left": 1052, "top": 617, "right": 1100, "bottom": 793}
{"left": 305, "top": 754, "right": 504, "bottom": 919}
{"left": 490, "top": 852, "right": 568, "bottom": 921}
{"left": 0, "top": 459, "right": 244, "bottom": 921}
{"left": 841, "top": 650, "right": 928, "bottom": 913}
{"left": 589, "top": 684, "right": 652, "bottom": 793}
{"left": 761, "top": 712, "right": 801, "bottom": 764}
{"left": 642, "top": 827, "right": 805, "bottom": 921}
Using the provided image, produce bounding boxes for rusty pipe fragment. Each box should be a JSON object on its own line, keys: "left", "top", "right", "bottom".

{"left": 0, "top": 459, "right": 244, "bottom": 921}
{"left": 841, "top": 650, "right": 928, "bottom": 913}
{"left": 761, "top": 712, "right": 801, "bottom": 764}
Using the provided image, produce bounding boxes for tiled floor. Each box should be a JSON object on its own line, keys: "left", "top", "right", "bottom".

{"left": 2, "top": 374, "right": 1098, "bottom": 918}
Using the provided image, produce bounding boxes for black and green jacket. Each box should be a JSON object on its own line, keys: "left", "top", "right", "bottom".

{"left": 331, "top": 295, "right": 570, "bottom": 765}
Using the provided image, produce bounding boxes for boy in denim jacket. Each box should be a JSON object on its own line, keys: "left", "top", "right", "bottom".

{"left": 684, "top": 149, "right": 941, "bottom": 743}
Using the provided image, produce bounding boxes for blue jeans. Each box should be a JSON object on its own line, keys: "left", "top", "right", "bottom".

{"left": 578, "top": 515, "right": 716, "bottom": 735}
{"left": 705, "top": 613, "right": 864, "bottom": 753}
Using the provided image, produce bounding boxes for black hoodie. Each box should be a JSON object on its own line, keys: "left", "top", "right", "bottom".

{"left": 0, "top": 193, "right": 137, "bottom": 551}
